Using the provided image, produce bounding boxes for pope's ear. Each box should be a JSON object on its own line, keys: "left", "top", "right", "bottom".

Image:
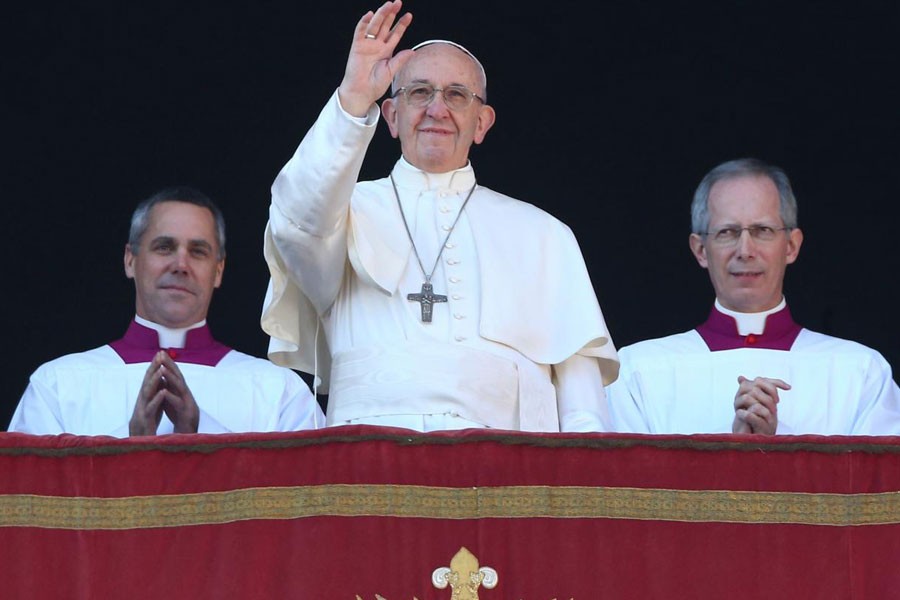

{"left": 689, "top": 233, "right": 709, "bottom": 268}
{"left": 381, "top": 98, "right": 400, "bottom": 139}
{"left": 472, "top": 104, "right": 496, "bottom": 145}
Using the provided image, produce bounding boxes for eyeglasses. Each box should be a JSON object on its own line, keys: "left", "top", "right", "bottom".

{"left": 392, "top": 83, "right": 485, "bottom": 111}
{"left": 702, "top": 225, "right": 790, "bottom": 245}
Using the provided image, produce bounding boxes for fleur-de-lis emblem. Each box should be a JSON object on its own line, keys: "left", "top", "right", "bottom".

{"left": 432, "top": 547, "right": 498, "bottom": 600}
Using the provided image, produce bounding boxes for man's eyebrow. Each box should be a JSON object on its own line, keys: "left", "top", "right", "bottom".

{"left": 711, "top": 221, "right": 778, "bottom": 228}
{"left": 407, "top": 78, "right": 472, "bottom": 88}
{"left": 188, "top": 239, "right": 214, "bottom": 250}
{"left": 148, "top": 237, "right": 214, "bottom": 250}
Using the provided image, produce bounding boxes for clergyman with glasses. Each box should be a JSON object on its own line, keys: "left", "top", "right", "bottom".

{"left": 607, "top": 157, "right": 900, "bottom": 435}
{"left": 259, "top": 0, "right": 619, "bottom": 433}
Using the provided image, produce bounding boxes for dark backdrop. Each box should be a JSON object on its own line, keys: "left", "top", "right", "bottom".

{"left": 5, "top": 1, "right": 898, "bottom": 429}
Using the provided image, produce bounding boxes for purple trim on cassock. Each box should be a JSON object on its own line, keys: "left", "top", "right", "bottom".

{"left": 109, "top": 320, "right": 232, "bottom": 366}
{"left": 696, "top": 305, "right": 802, "bottom": 352}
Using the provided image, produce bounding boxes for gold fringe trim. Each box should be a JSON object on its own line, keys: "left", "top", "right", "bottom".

{"left": 3, "top": 484, "right": 900, "bottom": 530}
{"left": 5, "top": 432, "right": 900, "bottom": 459}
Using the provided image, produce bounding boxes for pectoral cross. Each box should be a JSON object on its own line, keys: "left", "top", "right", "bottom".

{"left": 408, "top": 282, "right": 447, "bottom": 323}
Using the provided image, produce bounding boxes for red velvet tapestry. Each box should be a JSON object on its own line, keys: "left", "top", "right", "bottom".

{"left": 2, "top": 427, "right": 900, "bottom": 599}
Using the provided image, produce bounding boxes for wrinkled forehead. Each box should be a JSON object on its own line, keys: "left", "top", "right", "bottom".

{"left": 394, "top": 40, "right": 487, "bottom": 92}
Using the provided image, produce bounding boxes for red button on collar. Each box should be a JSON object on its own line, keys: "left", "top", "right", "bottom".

{"left": 166, "top": 348, "right": 179, "bottom": 359}
{"left": 745, "top": 334, "right": 758, "bottom": 345}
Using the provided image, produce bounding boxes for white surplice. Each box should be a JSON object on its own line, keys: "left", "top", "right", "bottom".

{"left": 10, "top": 321, "right": 324, "bottom": 436}
{"left": 608, "top": 304, "right": 900, "bottom": 435}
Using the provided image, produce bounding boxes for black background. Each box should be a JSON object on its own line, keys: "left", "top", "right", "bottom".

{"left": 4, "top": 1, "right": 898, "bottom": 429}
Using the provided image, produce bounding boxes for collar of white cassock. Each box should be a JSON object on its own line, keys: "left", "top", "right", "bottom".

{"left": 393, "top": 155, "right": 474, "bottom": 192}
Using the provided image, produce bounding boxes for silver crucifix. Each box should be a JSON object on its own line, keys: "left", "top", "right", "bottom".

{"left": 408, "top": 282, "right": 447, "bottom": 322}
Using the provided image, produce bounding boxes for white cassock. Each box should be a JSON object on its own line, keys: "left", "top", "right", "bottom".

{"left": 9, "top": 320, "right": 324, "bottom": 436}
{"left": 261, "top": 91, "right": 619, "bottom": 433}
{"left": 608, "top": 301, "right": 900, "bottom": 435}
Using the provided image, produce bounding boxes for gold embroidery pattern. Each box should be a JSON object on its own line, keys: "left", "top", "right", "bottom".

{"left": 2, "top": 484, "right": 899, "bottom": 530}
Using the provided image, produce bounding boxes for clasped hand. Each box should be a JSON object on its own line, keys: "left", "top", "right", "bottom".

{"left": 732, "top": 375, "right": 791, "bottom": 435}
{"left": 129, "top": 350, "right": 200, "bottom": 436}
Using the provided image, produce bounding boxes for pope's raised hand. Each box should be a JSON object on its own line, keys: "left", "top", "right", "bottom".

{"left": 338, "top": 0, "right": 414, "bottom": 117}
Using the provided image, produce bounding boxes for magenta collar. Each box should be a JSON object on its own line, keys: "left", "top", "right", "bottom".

{"left": 696, "top": 305, "right": 802, "bottom": 351}
{"left": 109, "top": 320, "right": 231, "bottom": 366}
